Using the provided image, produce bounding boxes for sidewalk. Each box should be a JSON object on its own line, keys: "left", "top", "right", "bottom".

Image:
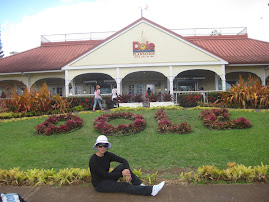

{"left": 1, "top": 184, "right": 268, "bottom": 202}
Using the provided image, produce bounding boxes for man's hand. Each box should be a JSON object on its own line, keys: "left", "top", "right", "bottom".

{"left": 122, "top": 169, "right": 131, "bottom": 176}
{"left": 125, "top": 175, "right": 132, "bottom": 183}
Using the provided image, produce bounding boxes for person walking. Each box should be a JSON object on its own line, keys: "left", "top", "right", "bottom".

{"left": 93, "top": 85, "right": 103, "bottom": 111}
{"left": 89, "top": 135, "right": 165, "bottom": 196}
{"left": 111, "top": 85, "right": 118, "bottom": 108}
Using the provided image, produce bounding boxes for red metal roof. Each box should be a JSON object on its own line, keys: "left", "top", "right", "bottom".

{"left": 0, "top": 18, "right": 269, "bottom": 74}
{"left": 185, "top": 35, "right": 269, "bottom": 64}
{"left": 0, "top": 40, "right": 103, "bottom": 74}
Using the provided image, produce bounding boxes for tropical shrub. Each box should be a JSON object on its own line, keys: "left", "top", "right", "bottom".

{"left": 0, "top": 167, "right": 91, "bottom": 186}
{"left": 67, "top": 96, "right": 113, "bottom": 110}
{"left": 102, "top": 96, "right": 114, "bottom": 109}
{"left": 179, "top": 162, "right": 269, "bottom": 183}
{"left": 117, "top": 93, "right": 132, "bottom": 103}
{"left": 0, "top": 83, "right": 72, "bottom": 114}
{"left": 162, "top": 92, "right": 173, "bottom": 102}
{"left": 147, "top": 92, "right": 161, "bottom": 102}
{"left": 207, "top": 92, "right": 223, "bottom": 103}
{"left": 132, "top": 94, "right": 144, "bottom": 102}
{"left": 35, "top": 113, "right": 83, "bottom": 135}
{"left": 198, "top": 108, "right": 252, "bottom": 130}
{"left": 177, "top": 93, "right": 203, "bottom": 107}
{"left": 94, "top": 112, "right": 146, "bottom": 136}
{"left": 72, "top": 105, "right": 85, "bottom": 111}
{"left": 0, "top": 91, "right": 6, "bottom": 98}
{"left": 219, "top": 75, "right": 269, "bottom": 109}
{"left": 154, "top": 109, "right": 191, "bottom": 134}
{"left": 68, "top": 96, "right": 94, "bottom": 110}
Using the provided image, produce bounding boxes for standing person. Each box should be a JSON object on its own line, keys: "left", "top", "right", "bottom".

{"left": 89, "top": 135, "right": 165, "bottom": 196}
{"left": 146, "top": 87, "right": 151, "bottom": 98}
{"left": 111, "top": 85, "right": 118, "bottom": 108}
{"left": 93, "top": 85, "right": 103, "bottom": 111}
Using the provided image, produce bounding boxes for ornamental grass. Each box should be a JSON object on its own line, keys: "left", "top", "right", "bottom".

{"left": 219, "top": 75, "right": 269, "bottom": 109}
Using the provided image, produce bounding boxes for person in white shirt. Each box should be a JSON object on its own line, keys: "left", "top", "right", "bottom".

{"left": 111, "top": 85, "right": 118, "bottom": 108}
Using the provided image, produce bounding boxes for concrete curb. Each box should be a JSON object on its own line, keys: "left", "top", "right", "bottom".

{"left": 1, "top": 184, "right": 269, "bottom": 202}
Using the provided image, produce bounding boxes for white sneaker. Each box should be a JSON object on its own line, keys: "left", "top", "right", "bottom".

{"left": 151, "top": 181, "right": 165, "bottom": 196}
{"left": 140, "top": 183, "right": 145, "bottom": 186}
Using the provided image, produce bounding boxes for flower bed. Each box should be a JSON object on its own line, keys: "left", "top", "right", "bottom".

{"left": 154, "top": 109, "right": 191, "bottom": 134}
{"left": 94, "top": 112, "right": 146, "bottom": 136}
{"left": 35, "top": 113, "right": 83, "bottom": 135}
{"left": 198, "top": 109, "right": 252, "bottom": 129}
{"left": 207, "top": 92, "right": 223, "bottom": 103}
{"left": 67, "top": 96, "right": 114, "bottom": 110}
{"left": 177, "top": 93, "right": 203, "bottom": 107}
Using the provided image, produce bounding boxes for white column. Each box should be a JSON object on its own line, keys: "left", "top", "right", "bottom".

{"left": 169, "top": 66, "right": 174, "bottom": 94}
{"left": 117, "top": 78, "right": 122, "bottom": 94}
{"left": 215, "top": 74, "right": 219, "bottom": 90}
{"left": 65, "top": 70, "right": 70, "bottom": 97}
{"left": 27, "top": 74, "right": 31, "bottom": 90}
{"left": 221, "top": 64, "right": 226, "bottom": 91}
{"left": 70, "top": 80, "right": 75, "bottom": 95}
{"left": 116, "top": 67, "right": 122, "bottom": 94}
{"left": 169, "top": 77, "right": 174, "bottom": 94}
{"left": 167, "top": 79, "right": 170, "bottom": 92}
{"left": 261, "top": 66, "right": 266, "bottom": 85}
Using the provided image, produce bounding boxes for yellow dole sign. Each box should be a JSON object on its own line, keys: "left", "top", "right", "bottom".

{"left": 133, "top": 41, "right": 155, "bottom": 58}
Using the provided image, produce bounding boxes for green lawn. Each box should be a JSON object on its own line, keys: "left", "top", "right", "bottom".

{"left": 0, "top": 110, "right": 268, "bottom": 175}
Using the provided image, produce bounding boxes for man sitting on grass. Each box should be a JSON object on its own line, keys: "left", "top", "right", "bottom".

{"left": 89, "top": 135, "right": 165, "bottom": 196}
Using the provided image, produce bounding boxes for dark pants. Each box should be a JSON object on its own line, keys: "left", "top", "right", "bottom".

{"left": 95, "top": 164, "right": 153, "bottom": 196}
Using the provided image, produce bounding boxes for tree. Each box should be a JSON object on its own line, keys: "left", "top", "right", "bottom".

{"left": 0, "top": 26, "right": 4, "bottom": 58}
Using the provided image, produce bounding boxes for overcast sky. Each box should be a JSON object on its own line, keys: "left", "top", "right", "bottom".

{"left": 1, "top": 0, "right": 268, "bottom": 57}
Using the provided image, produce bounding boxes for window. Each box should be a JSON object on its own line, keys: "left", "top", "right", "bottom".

{"left": 128, "top": 84, "right": 143, "bottom": 95}
{"left": 50, "top": 87, "right": 63, "bottom": 96}
{"left": 100, "top": 83, "right": 112, "bottom": 94}
{"left": 57, "top": 88, "right": 63, "bottom": 96}
{"left": 128, "top": 85, "right": 134, "bottom": 95}
{"left": 75, "top": 86, "right": 82, "bottom": 94}
{"left": 226, "top": 81, "right": 236, "bottom": 89}
{"left": 177, "top": 80, "right": 196, "bottom": 91}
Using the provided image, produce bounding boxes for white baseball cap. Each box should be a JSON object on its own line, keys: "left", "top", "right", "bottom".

{"left": 93, "top": 135, "right": 112, "bottom": 150}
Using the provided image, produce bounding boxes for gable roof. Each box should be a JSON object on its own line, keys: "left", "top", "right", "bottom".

{"left": 186, "top": 35, "right": 269, "bottom": 64}
{"left": 0, "top": 17, "right": 269, "bottom": 74}
{"left": 0, "top": 40, "right": 103, "bottom": 74}
{"left": 65, "top": 17, "right": 227, "bottom": 67}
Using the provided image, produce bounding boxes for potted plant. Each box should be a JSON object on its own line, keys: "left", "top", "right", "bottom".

{"left": 149, "top": 92, "right": 174, "bottom": 108}
{"left": 117, "top": 93, "right": 142, "bottom": 108}
{"left": 130, "top": 93, "right": 144, "bottom": 107}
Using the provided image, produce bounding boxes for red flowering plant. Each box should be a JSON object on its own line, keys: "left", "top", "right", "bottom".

{"left": 154, "top": 110, "right": 191, "bottom": 134}
{"left": 117, "top": 94, "right": 132, "bottom": 103}
{"left": 147, "top": 93, "right": 161, "bottom": 102}
{"left": 177, "top": 93, "right": 203, "bottom": 107}
{"left": 35, "top": 113, "right": 83, "bottom": 135}
{"left": 232, "top": 117, "right": 253, "bottom": 129}
{"left": 132, "top": 94, "right": 144, "bottom": 102}
{"left": 162, "top": 92, "right": 173, "bottom": 102}
{"left": 198, "top": 109, "right": 252, "bottom": 130}
{"left": 94, "top": 112, "right": 146, "bottom": 136}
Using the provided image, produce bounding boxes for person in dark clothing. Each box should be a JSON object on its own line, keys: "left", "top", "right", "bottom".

{"left": 89, "top": 135, "right": 165, "bottom": 196}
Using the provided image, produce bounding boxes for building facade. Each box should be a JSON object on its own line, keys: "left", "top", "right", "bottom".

{"left": 0, "top": 18, "right": 269, "bottom": 98}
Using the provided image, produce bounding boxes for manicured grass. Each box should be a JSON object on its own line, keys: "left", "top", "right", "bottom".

{"left": 0, "top": 110, "right": 268, "bottom": 174}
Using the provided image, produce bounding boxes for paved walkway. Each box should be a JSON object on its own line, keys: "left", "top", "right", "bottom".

{"left": 1, "top": 184, "right": 269, "bottom": 202}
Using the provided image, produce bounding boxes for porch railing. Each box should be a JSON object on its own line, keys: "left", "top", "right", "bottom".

{"left": 41, "top": 27, "right": 247, "bottom": 43}
{"left": 173, "top": 90, "right": 224, "bottom": 104}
